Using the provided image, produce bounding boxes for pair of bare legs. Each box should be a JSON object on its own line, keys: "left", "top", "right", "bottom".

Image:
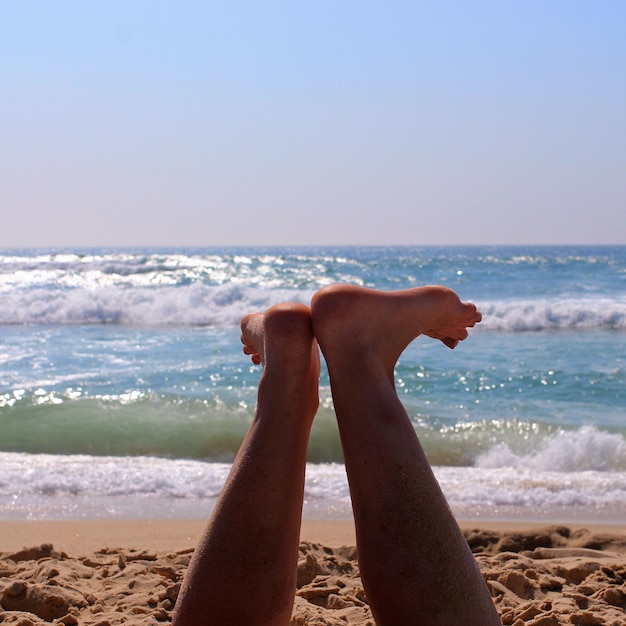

{"left": 172, "top": 285, "right": 501, "bottom": 626}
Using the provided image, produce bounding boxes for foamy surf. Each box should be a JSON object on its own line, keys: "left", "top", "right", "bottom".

{"left": 2, "top": 450, "right": 624, "bottom": 523}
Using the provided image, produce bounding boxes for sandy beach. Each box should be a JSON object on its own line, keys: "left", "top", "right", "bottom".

{"left": 1, "top": 519, "right": 625, "bottom": 625}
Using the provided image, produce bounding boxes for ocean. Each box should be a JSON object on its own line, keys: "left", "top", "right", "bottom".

{"left": 1, "top": 246, "right": 625, "bottom": 523}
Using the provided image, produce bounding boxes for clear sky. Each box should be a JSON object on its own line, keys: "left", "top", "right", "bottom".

{"left": 2, "top": 1, "right": 625, "bottom": 247}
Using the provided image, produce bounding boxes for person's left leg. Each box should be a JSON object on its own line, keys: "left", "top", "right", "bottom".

{"left": 172, "top": 303, "right": 320, "bottom": 626}
{"left": 311, "top": 285, "right": 499, "bottom": 626}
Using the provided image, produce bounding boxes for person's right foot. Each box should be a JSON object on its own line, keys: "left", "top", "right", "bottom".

{"left": 241, "top": 302, "right": 320, "bottom": 414}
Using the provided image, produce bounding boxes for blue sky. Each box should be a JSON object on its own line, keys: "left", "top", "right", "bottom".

{"left": 2, "top": 1, "right": 625, "bottom": 247}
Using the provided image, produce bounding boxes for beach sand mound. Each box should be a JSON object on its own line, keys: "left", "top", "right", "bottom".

{"left": 0, "top": 527, "right": 624, "bottom": 625}
{"left": 468, "top": 526, "right": 626, "bottom": 626}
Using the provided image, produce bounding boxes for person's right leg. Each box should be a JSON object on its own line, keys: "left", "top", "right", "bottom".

{"left": 312, "top": 285, "right": 500, "bottom": 626}
{"left": 173, "top": 303, "right": 320, "bottom": 626}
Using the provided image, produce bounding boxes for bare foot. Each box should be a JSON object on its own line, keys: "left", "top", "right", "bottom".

{"left": 240, "top": 312, "right": 266, "bottom": 365}
{"left": 241, "top": 302, "right": 320, "bottom": 411}
{"left": 311, "top": 284, "right": 481, "bottom": 374}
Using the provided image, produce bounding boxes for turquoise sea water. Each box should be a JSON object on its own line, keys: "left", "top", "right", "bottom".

{"left": 1, "top": 246, "right": 625, "bottom": 521}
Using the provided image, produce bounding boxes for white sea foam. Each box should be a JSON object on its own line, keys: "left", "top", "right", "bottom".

{"left": 478, "top": 298, "right": 626, "bottom": 331}
{"left": 1, "top": 285, "right": 625, "bottom": 329}
{"left": 2, "top": 451, "right": 625, "bottom": 522}
{"left": 0, "top": 284, "right": 312, "bottom": 326}
{"left": 0, "top": 452, "right": 351, "bottom": 520}
{"left": 475, "top": 426, "right": 626, "bottom": 471}
{"left": 2, "top": 246, "right": 625, "bottom": 328}
{"left": 438, "top": 465, "right": 626, "bottom": 523}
